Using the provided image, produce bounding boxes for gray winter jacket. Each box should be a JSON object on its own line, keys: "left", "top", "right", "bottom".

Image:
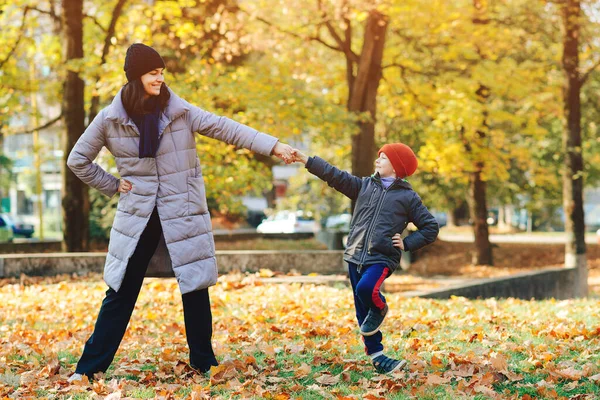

{"left": 306, "top": 156, "right": 439, "bottom": 273}
{"left": 67, "top": 86, "right": 278, "bottom": 294}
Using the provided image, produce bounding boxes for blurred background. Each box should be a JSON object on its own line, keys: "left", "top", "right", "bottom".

{"left": 1, "top": 0, "right": 599, "bottom": 267}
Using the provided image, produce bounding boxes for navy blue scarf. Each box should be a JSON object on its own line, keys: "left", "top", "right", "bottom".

{"left": 131, "top": 101, "right": 161, "bottom": 158}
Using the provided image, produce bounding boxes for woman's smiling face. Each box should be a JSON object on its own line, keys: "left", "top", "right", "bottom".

{"left": 140, "top": 68, "right": 165, "bottom": 97}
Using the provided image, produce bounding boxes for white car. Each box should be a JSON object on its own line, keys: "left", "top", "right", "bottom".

{"left": 256, "top": 211, "right": 320, "bottom": 234}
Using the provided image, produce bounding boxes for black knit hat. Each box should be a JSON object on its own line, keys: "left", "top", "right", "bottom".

{"left": 123, "top": 43, "right": 165, "bottom": 82}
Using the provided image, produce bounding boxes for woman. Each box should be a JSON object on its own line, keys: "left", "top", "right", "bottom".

{"left": 66, "top": 43, "right": 294, "bottom": 381}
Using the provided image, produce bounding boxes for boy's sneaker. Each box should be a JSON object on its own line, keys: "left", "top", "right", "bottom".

{"left": 360, "top": 304, "right": 388, "bottom": 336}
{"left": 372, "top": 354, "right": 408, "bottom": 374}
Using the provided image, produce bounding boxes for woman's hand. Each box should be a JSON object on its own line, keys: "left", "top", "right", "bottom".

{"left": 392, "top": 233, "right": 404, "bottom": 251}
{"left": 272, "top": 142, "right": 294, "bottom": 164}
{"left": 118, "top": 179, "right": 133, "bottom": 193}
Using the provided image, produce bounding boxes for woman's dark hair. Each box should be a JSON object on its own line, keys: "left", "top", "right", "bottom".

{"left": 121, "top": 79, "right": 170, "bottom": 116}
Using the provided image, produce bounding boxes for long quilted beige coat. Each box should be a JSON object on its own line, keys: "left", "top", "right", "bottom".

{"left": 67, "top": 87, "right": 278, "bottom": 294}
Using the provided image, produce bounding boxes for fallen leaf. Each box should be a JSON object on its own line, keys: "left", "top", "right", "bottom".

{"left": 425, "top": 374, "right": 451, "bottom": 385}
{"left": 315, "top": 373, "right": 340, "bottom": 385}
{"left": 430, "top": 355, "right": 444, "bottom": 368}
{"left": 474, "top": 384, "right": 497, "bottom": 397}
{"left": 295, "top": 363, "right": 311, "bottom": 378}
{"left": 105, "top": 391, "right": 122, "bottom": 400}
{"left": 490, "top": 353, "right": 508, "bottom": 371}
{"left": 590, "top": 373, "right": 600, "bottom": 382}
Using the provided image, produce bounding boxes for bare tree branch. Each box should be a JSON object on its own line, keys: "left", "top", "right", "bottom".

{"left": 318, "top": 0, "right": 360, "bottom": 63}
{"left": 580, "top": 57, "right": 600, "bottom": 84}
{"left": 7, "top": 113, "right": 63, "bottom": 135}
{"left": 29, "top": 6, "right": 61, "bottom": 25}
{"left": 343, "top": 11, "right": 355, "bottom": 99}
{"left": 88, "top": 0, "right": 128, "bottom": 123}
{"left": 84, "top": 13, "right": 107, "bottom": 34}
{"left": 384, "top": 66, "right": 432, "bottom": 111}
{"left": 100, "top": 0, "right": 127, "bottom": 64}
{"left": 0, "top": 7, "right": 30, "bottom": 69}
{"left": 241, "top": 8, "right": 344, "bottom": 53}
{"left": 48, "top": 0, "right": 62, "bottom": 34}
{"left": 382, "top": 62, "right": 441, "bottom": 77}
{"left": 310, "top": 34, "right": 345, "bottom": 53}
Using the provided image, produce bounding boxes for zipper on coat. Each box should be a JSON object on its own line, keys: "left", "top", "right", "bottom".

{"left": 357, "top": 182, "right": 390, "bottom": 270}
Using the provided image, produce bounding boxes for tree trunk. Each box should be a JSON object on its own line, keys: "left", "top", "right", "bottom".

{"left": 561, "top": 0, "right": 587, "bottom": 296}
{"left": 469, "top": 163, "right": 493, "bottom": 265}
{"left": 62, "top": 0, "right": 89, "bottom": 251}
{"left": 446, "top": 211, "right": 456, "bottom": 227}
{"left": 448, "top": 200, "right": 468, "bottom": 227}
{"left": 469, "top": 85, "right": 493, "bottom": 265}
{"left": 347, "top": 10, "right": 387, "bottom": 179}
{"left": 469, "top": 0, "right": 493, "bottom": 265}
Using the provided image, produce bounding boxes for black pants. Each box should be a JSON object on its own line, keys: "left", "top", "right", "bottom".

{"left": 75, "top": 208, "right": 218, "bottom": 376}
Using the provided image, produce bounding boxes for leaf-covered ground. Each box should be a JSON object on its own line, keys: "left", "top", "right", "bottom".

{"left": 1, "top": 273, "right": 600, "bottom": 399}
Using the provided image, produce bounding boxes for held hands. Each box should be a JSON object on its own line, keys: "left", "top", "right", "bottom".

{"left": 392, "top": 233, "right": 404, "bottom": 251}
{"left": 118, "top": 179, "right": 133, "bottom": 193}
{"left": 271, "top": 142, "right": 309, "bottom": 165}
{"left": 272, "top": 142, "right": 295, "bottom": 164}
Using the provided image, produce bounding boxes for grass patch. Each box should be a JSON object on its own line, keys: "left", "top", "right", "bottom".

{"left": 127, "top": 387, "right": 156, "bottom": 398}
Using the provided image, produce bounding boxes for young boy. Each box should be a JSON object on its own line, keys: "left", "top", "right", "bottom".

{"left": 292, "top": 143, "right": 439, "bottom": 374}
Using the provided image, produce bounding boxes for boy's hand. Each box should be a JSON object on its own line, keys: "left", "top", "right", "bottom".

{"left": 291, "top": 149, "right": 308, "bottom": 164}
{"left": 392, "top": 233, "right": 404, "bottom": 250}
{"left": 118, "top": 179, "right": 133, "bottom": 193}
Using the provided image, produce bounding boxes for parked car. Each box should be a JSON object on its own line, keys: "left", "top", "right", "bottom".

{"left": 431, "top": 211, "right": 448, "bottom": 228}
{"left": 0, "top": 215, "right": 15, "bottom": 242}
{"left": 0, "top": 214, "right": 35, "bottom": 239}
{"left": 256, "top": 211, "right": 320, "bottom": 234}
{"left": 324, "top": 213, "right": 351, "bottom": 230}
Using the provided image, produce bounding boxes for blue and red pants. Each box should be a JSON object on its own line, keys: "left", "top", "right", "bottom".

{"left": 348, "top": 262, "right": 390, "bottom": 355}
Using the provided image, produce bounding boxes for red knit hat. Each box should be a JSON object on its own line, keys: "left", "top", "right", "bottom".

{"left": 378, "top": 143, "right": 418, "bottom": 178}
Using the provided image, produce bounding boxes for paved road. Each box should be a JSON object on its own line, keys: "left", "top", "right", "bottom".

{"left": 439, "top": 231, "right": 598, "bottom": 245}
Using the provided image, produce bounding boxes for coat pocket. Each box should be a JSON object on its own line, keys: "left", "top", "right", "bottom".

{"left": 187, "top": 176, "right": 208, "bottom": 216}
{"left": 369, "top": 235, "right": 398, "bottom": 257}
{"left": 118, "top": 191, "right": 130, "bottom": 213}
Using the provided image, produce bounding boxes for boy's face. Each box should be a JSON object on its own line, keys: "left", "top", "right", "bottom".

{"left": 375, "top": 152, "right": 396, "bottom": 178}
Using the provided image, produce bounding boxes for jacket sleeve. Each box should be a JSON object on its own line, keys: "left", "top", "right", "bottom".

{"left": 187, "top": 104, "right": 278, "bottom": 156}
{"left": 403, "top": 192, "right": 439, "bottom": 252}
{"left": 66, "top": 110, "right": 119, "bottom": 198}
{"left": 305, "top": 156, "right": 363, "bottom": 200}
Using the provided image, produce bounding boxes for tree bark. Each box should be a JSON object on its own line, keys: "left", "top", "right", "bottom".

{"left": 469, "top": 0, "right": 493, "bottom": 265}
{"left": 469, "top": 85, "right": 493, "bottom": 265}
{"left": 448, "top": 199, "right": 468, "bottom": 227}
{"left": 62, "top": 0, "right": 89, "bottom": 251}
{"left": 561, "top": 0, "right": 587, "bottom": 296}
{"left": 347, "top": 10, "right": 388, "bottom": 179}
{"left": 469, "top": 162, "right": 493, "bottom": 265}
